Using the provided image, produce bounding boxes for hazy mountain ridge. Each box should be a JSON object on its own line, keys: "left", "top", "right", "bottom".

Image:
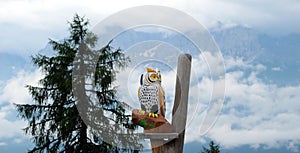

{"left": 111, "top": 25, "right": 300, "bottom": 64}
{"left": 211, "top": 25, "right": 263, "bottom": 61}
{"left": 210, "top": 25, "right": 300, "bottom": 85}
{"left": 211, "top": 25, "right": 300, "bottom": 63}
{"left": 4, "top": 24, "right": 299, "bottom": 85}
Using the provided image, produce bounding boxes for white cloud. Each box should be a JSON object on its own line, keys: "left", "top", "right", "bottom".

{"left": 0, "top": 69, "right": 42, "bottom": 105}
{"left": 1, "top": 0, "right": 299, "bottom": 55}
{"left": 13, "top": 138, "right": 23, "bottom": 144}
{"left": 0, "top": 69, "right": 42, "bottom": 139}
{"left": 0, "top": 142, "right": 7, "bottom": 146}
{"left": 140, "top": 43, "right": 162, "bottom": 58}
{"left": 183, "top": 0, "right": 300, "bottom": 35}
{"left": 272, "top": 67, "right": 282, "bottom": 71}
{"left": 0, "top": 116, "right": 26, "bottom": 138}
{"left": 0, "top": 0, "right": 175, "bottom": 30}
{"left": 196, "top": 57, "right": 300, "bottom": 151}
{"left": 287, "top": 141, "right": 299, "bottom": 153}
{"left": 115, "top": 66, "right": 141, "bottom": 109}
{"left": 200, "top": 51, "right": 225, "bottom": 78}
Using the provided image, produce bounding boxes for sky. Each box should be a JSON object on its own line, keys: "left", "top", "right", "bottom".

{"left": 0, "top": 0, "right": 300, "bottom": 152}
{"left": 1, "top": 0, "right": 300, "bottom": 55}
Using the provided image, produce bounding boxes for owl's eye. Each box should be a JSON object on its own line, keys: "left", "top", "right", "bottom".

{"left": 150, "top": 74, "right": 157, "bottom": 80}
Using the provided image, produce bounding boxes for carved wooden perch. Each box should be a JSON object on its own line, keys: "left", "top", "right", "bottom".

{"left": 132, "top": 109, "right": 174, "bottom": 133}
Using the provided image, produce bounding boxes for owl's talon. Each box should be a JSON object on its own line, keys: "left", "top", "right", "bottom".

{"left": 148, "top": 113, "right": 159, "bottom": 118}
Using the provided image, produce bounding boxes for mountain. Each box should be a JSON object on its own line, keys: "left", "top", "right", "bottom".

{"left": 211, "top": 25, "right": 263, "bottom": 61}
{"left": 211, "top": 24, "right": 300, "bottom": 66}
{"left": 211, "top": 25, "right": 300, "bottom": 86}
{"left": 108, "top": 25, "right": 300, "bottom": 86}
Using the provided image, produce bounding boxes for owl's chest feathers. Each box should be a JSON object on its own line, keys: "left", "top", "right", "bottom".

{"left": 139, "top": 84, "right": 160, "bottom": 113}
{"left": 140, "top": 85, "right": 159, "bottom": 100}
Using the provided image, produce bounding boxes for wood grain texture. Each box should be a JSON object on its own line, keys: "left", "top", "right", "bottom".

{"left": 151, "top": 54, "right": 192, "bottom": 153}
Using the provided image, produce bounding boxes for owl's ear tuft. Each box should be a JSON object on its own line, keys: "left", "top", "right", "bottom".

{"left": 147, "top": 67, "right": 155, "bottom": 72}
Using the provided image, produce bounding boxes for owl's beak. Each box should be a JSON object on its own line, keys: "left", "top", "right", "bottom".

{"left": 155, "top": 69, "right": 162, "bottom": 82}
{"left": 157, "top": 75, "right": 161, "bottom": 82}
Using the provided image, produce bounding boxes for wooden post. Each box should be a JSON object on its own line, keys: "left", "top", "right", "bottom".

{"left": 150, "top": 53, "right": 192, "bottom": 153}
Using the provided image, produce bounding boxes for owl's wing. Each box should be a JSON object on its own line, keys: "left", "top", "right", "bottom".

{"left": 138, "top": 86, "right": 141, "bottom": 99}
{"left": 158, "top": 85, "right": 166, "bottom": 117}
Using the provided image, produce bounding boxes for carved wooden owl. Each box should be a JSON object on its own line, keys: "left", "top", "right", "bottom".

{"left": 138, "top": 68, "right": 166, "bottom": 118}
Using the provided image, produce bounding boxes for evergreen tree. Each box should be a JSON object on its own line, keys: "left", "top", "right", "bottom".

{"left": 16, "top": 14, "right": 141, "bottom": 153}
{"left": 201, "top": 141, "right": 220, "bottom": 153}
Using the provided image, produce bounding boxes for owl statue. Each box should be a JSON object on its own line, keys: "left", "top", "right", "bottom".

{"left": 138, "top": 67, "right": 166, "bottom": 118}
